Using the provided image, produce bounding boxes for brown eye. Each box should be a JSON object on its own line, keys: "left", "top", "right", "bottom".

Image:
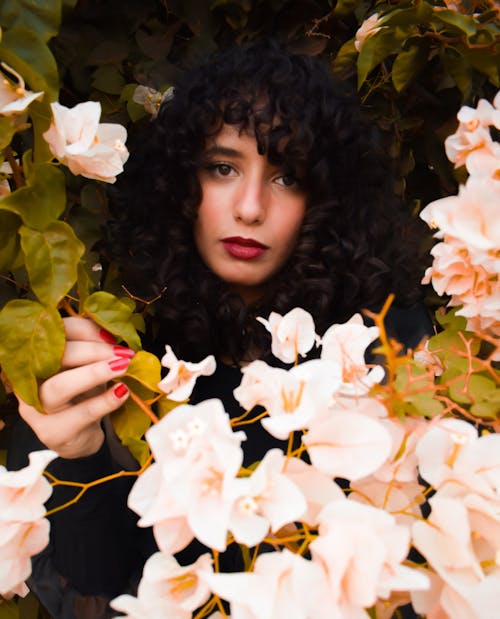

{"left": 276, "top": 173, "right": 298, "bottom": 188}
{"left": 217, "top": 164, "right": 233, "bottom": 176}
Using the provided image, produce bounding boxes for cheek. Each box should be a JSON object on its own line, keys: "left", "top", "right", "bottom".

{"left": 280, "top": 204, "right": 306, "bottom": 254}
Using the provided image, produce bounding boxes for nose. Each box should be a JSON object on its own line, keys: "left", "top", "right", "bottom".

{"left": 233, "top": 174, "right": 269, "bottom": 225}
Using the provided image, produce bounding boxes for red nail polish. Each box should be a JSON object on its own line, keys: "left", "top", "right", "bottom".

{"left": 108, "top": 357, "right": 130, "bottom": 372}
{"left": 113, "top": 346, "right": 135, "bottom": 359}
{"left": 113, "top": 384, "right": 129, "bottom": 398}
{"left": 99, "top": 328, "right": 116, "bottom": 344}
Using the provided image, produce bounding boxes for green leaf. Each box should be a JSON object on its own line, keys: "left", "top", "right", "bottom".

{"left": 331, "top": 39, "right": 357, "bottom": 76}
{"left": 357, "top": 28, "right": 407, "bottom": 88}
{"left": 383, "top": 2, "right": 434, "bottom": 28}
{"left": 392, "top": 40, "right": 429, "bottom": 92}
{"left": 0, "top": 0, "right": 62, "bottom": 43}
{"left": 111, "top": 381, "right": 153, "bottom": 463}
{"left": 16, "top": 592, "right": 41, "bottom": 619}
{"left": 434, "top": 307, "right": 467, "bottom": 331}
{"left": 19, "top": 221, "right": 85, "bottom": 306}
{"left": 0, "top": 299, "right": 64, "bottom": 410}
{"left": 0, "top": 117, "right": 15, "bottom": 150}
{"left": 121, "top": 435, "right": 151, "bottom": 466}
{"left": 333, "top": 0, "right": 362, "bottom": 16}
{"left": 29, "top": 98, "right": 54, "bottom": 163}
{"left": 0, "top": 211, "right": 21, "bottom": 272}
{"left": 126, "top": 98, "right": 148, "bottom": 122}
{"left": 394, "top": 360, "right": 444, "bottom": 418}
{"left": 440, "top": 47, "right": 472, "bottom": 97}
{"left": 124, "top": 350, "right": 162, "bottom": 391}
{"left": 0, "top": 27, "right": 59, "bottom": 101}
{"left": 91, "top": 65, "right": 126, "bottom": 95}
{"left": 470, "top": 389, "right": 500, "bottom": 418}
{"left": 119, "top": 83, "right": 138, "bottom": 104}
{"left": 461, "top": 46, "right": 500, "bottom": 86}
{"left": 448, "top": 373, "right": 496, "bottom": 406}
{"left": 83, "top": 291, "right": 142, "bottom": 350}
{"left": 77, "top": 261, "right": 92, "bottom": 311}
{"left": 432, "top": 10, "right": 478, "bottom": 38}
{"left": 0, "top": 162, "right": 66, "bottom": 230}
{"left": 0, "top": 598, "right": 20, "bottom": 618}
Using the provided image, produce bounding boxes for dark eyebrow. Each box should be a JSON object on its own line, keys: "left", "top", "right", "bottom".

{"left": 202, "top": 145, "right": 243, "bottom": 159}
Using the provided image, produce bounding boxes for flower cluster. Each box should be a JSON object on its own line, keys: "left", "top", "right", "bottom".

{"left": 106, "top": 297, "right": 500, "bottom": 618}
{"left": 0, "top": 450, "right": 56, "bottom": 598}
{"left": 114, "top": 308, "right": 440, "bottom": 618}
{"left": 420, "top": 93, "right": 500, "bottom": 343}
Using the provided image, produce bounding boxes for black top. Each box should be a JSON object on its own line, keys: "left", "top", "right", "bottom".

{"left": 7, "top": 304, "right": 433, "bottom": 619}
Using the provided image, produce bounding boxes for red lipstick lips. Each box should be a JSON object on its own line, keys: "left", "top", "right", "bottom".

{"left": 221, "top": 236, "right": 268, "bottom": 259}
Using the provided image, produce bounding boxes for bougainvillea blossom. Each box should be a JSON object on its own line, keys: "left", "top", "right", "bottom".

{"left": 43, "top": 101, "right": 129, "bottom": 183}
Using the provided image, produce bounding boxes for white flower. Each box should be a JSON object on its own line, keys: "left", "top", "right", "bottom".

{"left": 257, "top": 307, "right": 317, "bottom": 363}
{"left": 158, "top": 345, "right": 216, "bottom": 401}
{"left": 355, "top": 14, "right": 386, "bottom": 52}
{"left": 228, "top": 449, "right": 307, "bottom": 546}
{"left": 0, "top": 62, "right": 43, "bottom": 116}
{"left": 129, "top": 400, "right": 245, "bottom": 551}
{"left": 43, "top": 101, "right": 129, "bottom": 183}
{"left": 0, "top": 450, "right": 57, "bottom": 598}
{"left": 320, "top": 313, "right": 384, "bottom": 396}
{"left": 111, "top": 551, "right": 212, "bottom": 619}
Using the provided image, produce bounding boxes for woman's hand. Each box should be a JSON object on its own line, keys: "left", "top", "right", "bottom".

{"left": 16, "top": 317, "right": 135, "bottom": 459}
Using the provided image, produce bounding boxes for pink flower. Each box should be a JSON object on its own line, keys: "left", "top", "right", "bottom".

{"left": 354, "top": 13, "right": 386, "bottom": 52}
{"left": 282, "top": 457, "right": 345, "bottom": 526}
{"left": 228, "top": 449, "right": 307, "bottom": 546}
{"left": 235, "top": 358, "right": 341, "bottom": 440}
{"left": 0, "top": 449, "right": 56, "bottom": 598}
{"left": 350, "top": 477, "right": 426, "bottom": 527}
{"left": 374, "top": 417, "right": 427, "bottom": 484}
{"left": 311, "top": 500, "right": 429, "bottom": 609}
{"left": 444, "top": 99, "right": 500, "bottom": 169}
{"left": 420, "top": 181, "right": 500, "bottom": 252}
{"left": 110, "top": 551, "right": 212, "bottom": 619}
{"left": 201, "top": 549, "right": 328, "bottom": 619}
{"left": 422, "top": 238, "right": 500, "bottom": 328}
{"left": 0, "top": 62, "right": 43, "bottom": 116}
{"left": 303, "top": 398, "right": 392, "bottom": 480}
{"left": 412, "top": 494, "right": 500, "bottom": 619}
{"left": 415, "top": 418, "right": 500, "bottom": 496}
{"left": 320, "top": 313, "right": 384, "bottom": 395}
{"left": 257, "top": 307, "right": 317, "bottom": 363}
{"left": 0, "top": 450, "right": 56, "bottom": 521}
{"left": 127, "top": 462, "right": 194, "bottom": 554}
{"left": 43, "top": 101, "right": 129, "bottom": 183}
{"left": 0, "top": 519, "right": 50, "bottom": 598}
{"left": 129, "top": 399, "right": 245, "bottom": 551}
{"left": 158, "top": 345, "right": 216, "bottom": 401}
{"left": 464, "top": 147, "right": 500, "bottom": 182}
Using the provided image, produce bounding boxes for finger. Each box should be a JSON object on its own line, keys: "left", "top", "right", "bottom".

{"left": 61, "top": 341, "right": 135, "bottom": 369}
{"left": 17, "top": 385, "right": 130, "bottom": 456}
{"left": 40, "top": 356, "right": 132, "bottom": 412}
{"left": 70, "top": 382, "right": 130, "bottom": 426}
{"left": 63, "top": 316, "right": 117, "bottom": 345}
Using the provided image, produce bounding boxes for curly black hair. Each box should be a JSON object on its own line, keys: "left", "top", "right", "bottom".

{"left": 107, "top": 38, "right": 425, "bottom": 363}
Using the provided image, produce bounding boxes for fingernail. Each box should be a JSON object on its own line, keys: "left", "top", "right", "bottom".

{"left": 113, "top": 346, "right": 135, "bottom": 359}
{"left": 108, "top": 357, "right": 131, "bottom": 372}
{"left": 113, "top": 383, "right": 129, "bottom": 399}
{"left": 99, "top": 328, "right": 116, "bottom": 344}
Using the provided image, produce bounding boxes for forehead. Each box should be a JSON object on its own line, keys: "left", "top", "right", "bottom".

{"left": 203, "top": 124, "right": 268, "bottom": 159}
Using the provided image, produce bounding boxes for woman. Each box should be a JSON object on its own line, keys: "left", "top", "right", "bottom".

{"left": 8, "top": 39, "right": 431, "bottom": 617}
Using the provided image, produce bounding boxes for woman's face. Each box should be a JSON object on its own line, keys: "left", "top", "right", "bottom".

{"left": 194, "top": 124, "right": 306, "bottom": 303}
